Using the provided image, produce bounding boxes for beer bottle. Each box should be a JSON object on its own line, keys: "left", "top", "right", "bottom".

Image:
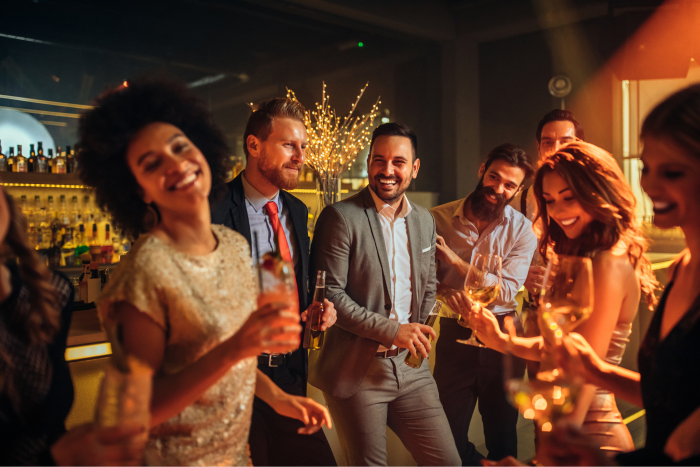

{"left": 303, "top": 271, "right": 326, "bottom": 350}
{"left": 405, "top": 301, "right": 443, "bottom": 368}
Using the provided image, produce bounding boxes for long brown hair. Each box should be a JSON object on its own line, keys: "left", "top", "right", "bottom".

{"left": 2, "top": 192, "right": 59, "bottom": 343}
{"left": 533, "top": 142, "right": 658, "bottom": 306}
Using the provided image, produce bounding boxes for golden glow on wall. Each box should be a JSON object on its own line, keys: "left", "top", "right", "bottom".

{"left": 65, "top": 343, "right": 112, "bottom": 361}
{"left": 0, "top": 94, "right": 94, "bottom": 109}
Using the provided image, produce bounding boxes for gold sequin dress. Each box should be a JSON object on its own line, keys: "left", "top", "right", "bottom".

{"left": 99, "top": 225, "right": 258, "bottom": 466}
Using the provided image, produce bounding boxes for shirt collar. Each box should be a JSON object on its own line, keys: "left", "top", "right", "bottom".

{"left": 368, "top": 186, "right": 413, "bottom": 220}
{"left": 454, "top": 192, "right": 509, "bottom": 226}
{"left": 241, "top": 170, "right": 282, "bottom": 213}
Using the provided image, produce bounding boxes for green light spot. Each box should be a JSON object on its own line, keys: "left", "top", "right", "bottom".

{"left": 358, "top": 42, "right": 364, "bottom": 48}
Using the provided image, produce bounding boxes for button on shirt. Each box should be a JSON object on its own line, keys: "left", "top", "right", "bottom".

{"left": 369, "top": 188, "right": 414, "bottom": 351}
{"left": 241, "top": 172, "right": 299, "bottom": 270}
{"left": 430, "top": 195, "right": 537, "bottom": 316}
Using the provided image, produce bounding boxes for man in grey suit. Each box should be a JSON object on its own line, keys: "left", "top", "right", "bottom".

{"left": 309, "top": 123, "right": 460, "bottom": 466}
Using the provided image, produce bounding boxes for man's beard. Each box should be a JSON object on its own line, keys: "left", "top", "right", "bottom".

{"left": 470, "top": 178, "right": 515, "bottom": 223}
{"left": 257, "top": 151, "right": 302, "bottom": 191}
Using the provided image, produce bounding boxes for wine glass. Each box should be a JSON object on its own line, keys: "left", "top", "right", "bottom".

{"left": 503, "top": 254, "right": 593, "bottom": 433}
{"left": 456, "top": 253, "right": 502, "bottom": 347}
{"left": 537, "top": 255, "right": 594, "bottom": 381}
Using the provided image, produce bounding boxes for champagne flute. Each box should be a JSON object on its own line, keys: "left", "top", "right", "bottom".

{"left": 456, "top": 253, "right": 502, "bottom": 347}
{"left": 537, "top": 255, "right": 594, "bottom": 382}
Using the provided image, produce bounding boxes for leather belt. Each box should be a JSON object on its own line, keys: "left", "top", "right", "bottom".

{"left": 258, "top": 353, "right": 291, "bottom": 368}
{"left": 375, "top": 348, "right": 400, "bottom": 358}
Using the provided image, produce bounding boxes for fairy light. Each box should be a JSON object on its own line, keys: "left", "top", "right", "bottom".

{"left": 287, "top": 82, "right": 380, "bottom": 183}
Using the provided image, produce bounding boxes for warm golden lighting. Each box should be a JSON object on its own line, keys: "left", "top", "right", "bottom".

{"left": 65, "top": 343, "right": 112, "bottom": 361}
{"left": 0, "top": 182, "right": 87, "bottom": 189}
{"left": 523, "top": 409, "right": 535, "bottom": 419}
{"left": 287, "top": 82, "right": 380, "bottom": 204}
{"left": 541, "top": 422, "right": 553, "bottom": 432}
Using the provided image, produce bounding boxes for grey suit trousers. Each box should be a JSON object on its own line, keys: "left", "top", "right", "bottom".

{"left": 322, "top": 350, "right": 460, "bottom": 466}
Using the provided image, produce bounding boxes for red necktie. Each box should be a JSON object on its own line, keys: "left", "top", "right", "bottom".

{"left": 264, "top": 201, "right": 293, "bottom": 263}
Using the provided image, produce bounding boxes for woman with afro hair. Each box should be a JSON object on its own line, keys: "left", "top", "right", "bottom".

{"left": 77, "top": 78, "right": 331, "bottom": 466}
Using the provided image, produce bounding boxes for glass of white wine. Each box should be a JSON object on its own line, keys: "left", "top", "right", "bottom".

{"left": 537, "top": 255, "right": 594, "bottom": 382}
{"left": 503, "top": 254, "right": 593, "bottom": 435}
{"left": 456, "top": 253, "right": 502, "bottom": 347}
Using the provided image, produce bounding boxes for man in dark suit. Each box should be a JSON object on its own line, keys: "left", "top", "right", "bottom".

{"left": 211, "top": 97, "right": 337, "bottom": 466}
{"left": 309, "top": 123, "right": 460, "bottom": 466}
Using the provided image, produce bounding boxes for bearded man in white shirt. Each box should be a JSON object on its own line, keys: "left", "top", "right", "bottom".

{"left": 309, "top": 123, "right": 460, "bottom": 466}
{"left": 431, "top": 143, "right": 537, "bottom": 465}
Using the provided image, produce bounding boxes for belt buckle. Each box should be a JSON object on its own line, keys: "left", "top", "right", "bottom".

{"left": 268, "top": 353, "right": 280, "bottom": 367}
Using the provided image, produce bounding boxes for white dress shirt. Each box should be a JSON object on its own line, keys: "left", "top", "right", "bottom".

{"left": 369, "top": 188, "right": 413, "bottom": 351}
{"left": 241, "top": 171, "right": 299, "bottom": 269}
{"left": 431, "top": 195, "right": 537, "bottom": 316}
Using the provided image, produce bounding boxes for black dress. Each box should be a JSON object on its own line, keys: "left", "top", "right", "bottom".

{"left": 0, "top": 263, "right": 73, "bottom": 465}
{"left": 617, "top": 279, "right": 700, "bottom": 465}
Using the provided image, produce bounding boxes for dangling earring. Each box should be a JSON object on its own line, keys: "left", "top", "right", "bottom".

{"left": 142, "top": 203, "right": 160, "bottom": 231}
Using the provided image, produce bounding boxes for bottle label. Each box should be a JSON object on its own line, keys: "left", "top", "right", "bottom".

{"left": 37, "top": 159, "right": 47, "bottom": 173}
{"left": 56, "top": 160, "right": 66, "bottom": 174}
{"left": 16, "top": 160, "right": 27, "bottom": 172}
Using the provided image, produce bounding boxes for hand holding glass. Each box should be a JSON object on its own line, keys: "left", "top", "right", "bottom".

{"left": 457, "top": 253, "right": 502, "bottom": 347}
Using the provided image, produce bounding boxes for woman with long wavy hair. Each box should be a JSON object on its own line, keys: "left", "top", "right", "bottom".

{"left": 468, "top": 141, "right": 657, "bottom": 455}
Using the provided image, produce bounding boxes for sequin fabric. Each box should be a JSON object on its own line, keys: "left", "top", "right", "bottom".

{"left": 99, "top": 225, "right": 257, "bottom": 466}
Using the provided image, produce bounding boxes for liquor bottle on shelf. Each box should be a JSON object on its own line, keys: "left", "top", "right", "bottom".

{"left": 83, "top": 195, "right": 93, "bottom": 223}
{"left": 303, "top": 270, "right": 327, "bottom": 350}
{"left": 70, "top": 196, "right": 80, "bottom": 227}
{"left": 70, "top": 145, "right": 79, "bottom": 173}
{"left": 28, "top": 144, "right": 36, "bottom": 172}
{"left": 14, "top": 145, "right": 27, "bottom": 172}
{"left": 0, "top": 140, "right": 6, "bottom": 172}
{"left": 53, "top": 149, "right": 67, "bottom": 174}
{"left": 65, "top": 145, "right": 73, "bottom": 174}
{"left": 89, "top": 223, "right": 102, "bottom": 262}
{"left": 59, "top": 195, "right": 70, "bottom": 228}
{"left": 38, "top": 200, "right": 51, "bottom": 251}
{"left": 36, "top": 142, "right": 47, "bottom": 173}
{"left": 7, "top": 147, "right": 14, "bottom": 172}
{"left": 47, "top": 148, "right": 54, "bottom": 172}
{"left": 101, "top": 224, "right": 114, "bottom": 264}
{"left": 75, "top": 223, "right": 89, "bottom": 265}
{"left": 20, "top": 195, "right": 29, "bottom": 219}
{"left": 27, "top": 226, "right": 38, "bottom": 250}
{"left": 47, "top": 196, "right": 57, "bottom": 225}
{"left": 61, "top": 227, "right": 76, "bottom": 267}
{"left": 48, "top": 224, "right": 61, "bottom": 268}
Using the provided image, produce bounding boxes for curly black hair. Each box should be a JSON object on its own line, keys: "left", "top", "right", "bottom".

{"left": 76, "top": 78, "right": 229, "bottom": 239}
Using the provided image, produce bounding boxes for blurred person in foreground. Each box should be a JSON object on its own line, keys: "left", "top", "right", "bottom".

{"left": 0, "top": 184, "right": 145, "bottom": 465}
{"left": 211, "top": 97, "right": 337, "bottom": 466}
{"left": 481, "top": 85, "right": 700, "bottom": 466}
{"left": 77, "top": 78, "right": 331, "bottom": 466}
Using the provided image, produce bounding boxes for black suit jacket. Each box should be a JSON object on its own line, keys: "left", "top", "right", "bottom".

{"left": 211, "top": 173, "right": 311, "bottom": 395}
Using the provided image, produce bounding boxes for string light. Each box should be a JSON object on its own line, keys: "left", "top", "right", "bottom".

{"left": 286, "top": 82, "right": 380, "bottom": 180}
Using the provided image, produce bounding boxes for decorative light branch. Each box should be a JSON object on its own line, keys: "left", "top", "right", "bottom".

{"left": 287, "top": 82, "right": 380, "bottom": 206}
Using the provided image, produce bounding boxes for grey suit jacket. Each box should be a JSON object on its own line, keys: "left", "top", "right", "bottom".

{"left": 308, "top": 187, "right": 437, "bottom": 399}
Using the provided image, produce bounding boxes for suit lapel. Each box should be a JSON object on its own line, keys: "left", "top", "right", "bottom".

{"left": 230, "top": 175, "right": 253, "bottom": 248}
{"left": 405, "top": 203, "right": 423, "bottom": 323}
{"left": 361, "top": 188, "right": 392, "bottom": 306}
